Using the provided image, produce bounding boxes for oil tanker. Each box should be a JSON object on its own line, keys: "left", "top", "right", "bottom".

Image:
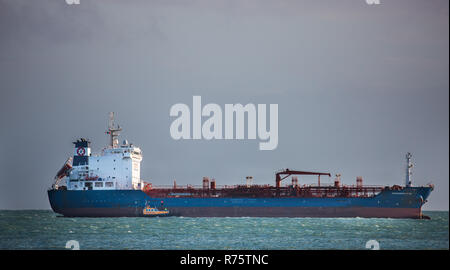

{"left": 48, "top": 113, "right": 433, "bottom": 219}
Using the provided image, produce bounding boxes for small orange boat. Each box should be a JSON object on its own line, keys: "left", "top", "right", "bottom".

{"left": 142, "top": 205, "right": 169, "bottom": 217}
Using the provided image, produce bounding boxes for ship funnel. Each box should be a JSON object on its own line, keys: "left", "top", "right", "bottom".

{"left": 73, "top": 138, "right": 91, "bottom": 166}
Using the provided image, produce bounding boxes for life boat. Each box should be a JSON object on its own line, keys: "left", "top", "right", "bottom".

{"left": 142, "top": 205, "right": 169, "bottom": 217}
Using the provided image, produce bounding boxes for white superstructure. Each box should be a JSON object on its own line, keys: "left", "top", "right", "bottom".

{"left": 65, "top": 113, "right": 143, "bottom": 191}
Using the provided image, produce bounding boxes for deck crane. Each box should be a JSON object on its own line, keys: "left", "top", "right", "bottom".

{"left": 275, "top": 169, "right": 331, "bottom": 188}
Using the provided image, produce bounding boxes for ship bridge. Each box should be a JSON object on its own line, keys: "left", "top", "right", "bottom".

{"left": 63, "top": 113, "right": 143, "bottom": 191}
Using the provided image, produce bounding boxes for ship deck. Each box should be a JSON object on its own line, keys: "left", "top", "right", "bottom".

{"left": 143, "top": 184, "right": 390, "bottom": 198}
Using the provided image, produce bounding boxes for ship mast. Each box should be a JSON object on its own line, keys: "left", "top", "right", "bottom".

{"left": 405, "top": 152, "right": 413, "bottom": 187}
{"left": 107, "top": 112, "right": 122, "bottom": 148}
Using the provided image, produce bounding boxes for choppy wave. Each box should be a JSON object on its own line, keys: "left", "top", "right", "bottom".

{"left": 0, "top": 210, "right": 447, "bottom": 250}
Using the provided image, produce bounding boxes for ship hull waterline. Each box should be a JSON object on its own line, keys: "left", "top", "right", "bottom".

{"left": 49, "top": 206, "right": 422, "bottom": 218}
{"left": 48, "top": 187, "right": 432, "bottom": 219}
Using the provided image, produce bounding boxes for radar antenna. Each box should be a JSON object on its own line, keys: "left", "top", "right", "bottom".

{"left": 106, "top": 112, "right": 122, "bottom": 148}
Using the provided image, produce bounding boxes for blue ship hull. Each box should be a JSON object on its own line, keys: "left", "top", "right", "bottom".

{"left": 48, "top": 186, "right": 433, "bottom": 218}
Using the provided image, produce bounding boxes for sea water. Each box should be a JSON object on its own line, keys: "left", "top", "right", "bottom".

{"left": 0, "top": 210, "right": 447, "bottom": 250}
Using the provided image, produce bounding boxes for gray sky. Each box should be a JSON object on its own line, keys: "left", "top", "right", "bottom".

{"left": 0, "top": 0, "right": 448, "bottom": 210}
